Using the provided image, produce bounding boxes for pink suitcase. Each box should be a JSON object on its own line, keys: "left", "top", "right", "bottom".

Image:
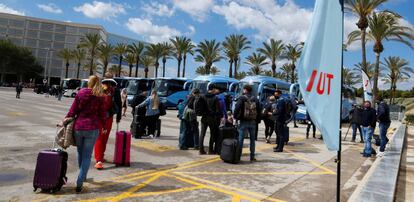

{"left": 113, "top": 130, "right": 131, "bottom": 166}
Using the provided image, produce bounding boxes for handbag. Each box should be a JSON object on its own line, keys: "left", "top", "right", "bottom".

{"left": 55, "top": 117, "right": 76, "bottom": 149}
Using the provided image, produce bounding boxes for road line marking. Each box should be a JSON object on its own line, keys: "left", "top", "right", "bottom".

{"left": 173, "top": 173, "right": 286, "bottom": 202}
{"left": 132, "top": 140, "right": 176, "bottom": 152}
{"left": 232, "top": 195, "right": 241, "bottom": 202}
{"left": 127, "top": 185, "right": 204, "bottom": 198}
{"left": 173, "top": 171, "right": 331, "bottom": 175}
{"left": 284, "top": 149, "right": 336, "bottom": 174}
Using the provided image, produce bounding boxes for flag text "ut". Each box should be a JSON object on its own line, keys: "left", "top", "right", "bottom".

{"left": 306, "top": 69, "right": 334, "bottom": 95}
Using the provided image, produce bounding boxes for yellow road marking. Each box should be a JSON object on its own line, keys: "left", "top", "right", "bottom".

{"left": 173, "top": 173, "right": 286, "bottom": 202}
{"left": 7, "top": 112, "right": 26, "bottom": 116}
{"left": 232, "top": 195, "right": 241, "bottom": 202}
{"left": 173, "top": 171, "right": 332, "bottom": 175}
{"left": 128, "top": 185, "right": 204, "bottom": 198}
{"left": 132, "top": 140, "right": 176, "bottom": 152}
{"left": 165, "top": 173, "right": 261, "bottom": 202}
{"left": 284, "top": 149, "right": 336, "bottom": 174}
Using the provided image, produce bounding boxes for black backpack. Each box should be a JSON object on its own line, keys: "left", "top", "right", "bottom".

{"left": 194, "top": 96, "right": 207, "bottom": 116}
{"left": 205, "top": 95, "right": 220, "bottom": 116}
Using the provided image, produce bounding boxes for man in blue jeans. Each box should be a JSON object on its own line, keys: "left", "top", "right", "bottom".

{"left": 360, "top": 101, "right": 377, "bottom": 157}
{"left": 376, "top": 97, "right": 391, "bottom": 157}
{"left": 234, "top": 85, "right": 261, "bottom": 162}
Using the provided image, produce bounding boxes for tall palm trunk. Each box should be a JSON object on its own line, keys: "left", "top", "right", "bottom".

{"left": 177, "top": 57, "right": 182, "bottom": 77}
{"left": 129, "top": 64, "right": 133, "bottom": 77}
{"left": 155, "top": 61, "right": 159, "bottom": 78}
{"left": 228, "top": 59, "right": 233, "bottom": 78}
{"left": 361, "top": 29, "right": 367, "bottom": 72}
{"left": 145, "top": 68, "right": 148, "bottom": 78}
{"left": 392, "top": 84, "right": 397, "bottom": 105}
{"left": 76, "top": 63, "right": 81, "bottom": 79}
{"left": 389, "top": 84, "right": 393, "bottom": 104}
{"left": 118, "top": 55, "right": 123, "bottom": 77}
{"left": 103, "top": 63, "right": 108, "bottom": 77}
{"left": 65, "top": 62, "right": 69, "bottom": 78}
{"left": 373, "top": 52, "right": 381, "bottom": 106}
{"left": 135, "top": 56, "right": 140, "bottom": 77}
{"left": 183, "top": 55, "right": 187, "bottom": 78}
{"left": 234, "top": 59, "right": 238, "bottom": 78}
{"left": 291, "top": 63, "right": 296, "bottom": 83}
{"left": 271, "top": 61, "right": 276, "bottom": 77}
{"left": 162, "top": 57, "right": 166, "bottom": 77}
{"left": 206, "top": 64, "right": 212, "bottom": 75}
{"left": 89, "top": 58, "right": 94, "bottom": 76}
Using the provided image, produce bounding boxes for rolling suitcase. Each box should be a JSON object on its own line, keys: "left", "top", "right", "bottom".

{"left": 217, "top": 125, "right": 237, "bottom": 154}
{"left": 114, "top": 127, "right": 131, "bottom": 167}
{"left": 220, "top": 139, "right": 241, "bottom": 164}
{"left": 33, "top": 149, "right": 68, "bottom": 193}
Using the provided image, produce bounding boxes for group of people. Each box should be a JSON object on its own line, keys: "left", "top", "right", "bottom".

{"left": 349, "top": 98, "right": 391, "bottom": 157}
{"left": 177, "top": 84, "right": 296, "bottom": 162}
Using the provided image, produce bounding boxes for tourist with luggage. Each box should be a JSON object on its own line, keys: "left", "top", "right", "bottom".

{"left": 263, "top": 96, "right": 276, "bottom": 144}
{"left": 196, "top": 84, "right": 221, "bottom": 155}
{"left": 360, "top": 101, "right": 377, "bottom": 157}
{"left": 376, "top": 97, "right": 391, "bottom": 157}
{"left": 137, "top": 89, "right": 160, "bottom": 138}
{"left": 234, "top": 85, "right": 261, "bottom": 162}
{"left": 130, "top": 91, "right": 148, "bottom": 139}
{"left": 349, "top": 104, "right": 363, "bottom": 143}
{"left": 94, "top": 73, "right": 122, "bottom": 170}
{"left": 271, "top": 90, "right": 287, "bottom": 152}
{"left": 179, "top": 89, "right": 200, "bottom": 150}
{"left": 65, "top": 75, "right": 105, "bottom": 193}
{"left": 15, "top": 82, "right": 23, "bottom": 99}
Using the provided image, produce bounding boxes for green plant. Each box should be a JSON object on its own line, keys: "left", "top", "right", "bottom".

{"left": 405, "top": 114, "right": 414, "bottom": 125}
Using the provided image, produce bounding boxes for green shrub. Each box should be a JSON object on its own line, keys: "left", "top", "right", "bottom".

{"left": 406, "top": 114, "right": 414, "bottom": 125}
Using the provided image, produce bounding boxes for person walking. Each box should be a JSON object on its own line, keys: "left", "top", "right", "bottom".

{"left": 94, "top": 73, "right": 122, "bottom": 170}
{"left": 130, "top": 91, "right": 148, "bottom": 138}
{"left": 263, "top": 96, "right": 276, "bottom": 143}
{"left": 290, "top": 94, "right": 299, "bottom": 128}
{"left": 57, "top": 85, "right": 63, "bottom": 101}
{"left": 234, "top": 85, "right": 261, "bottom": 161}
{"left": 349, "top": 104, "right": 363, "bottom": 143}
{"left": 271, "top": 90, "right": 287, "bottom": 152}
{"left": 137, "top": 89, "right": 160, "bottom": 137}
{"left": 65, "top": 75, "right": 105, "bottom": 193}
{"left": 121, "top": 88, "right": 128, "bottom": 117}
{"left": 15, "top": 82, "right": 23, "bottom": 99}
{"left": 306, "top": 111, "right": 316, "bottom": 139}
{"left": 360, "top": 101, "right": 377, "bottom": 157}
{"left": 376, "top": 97, "right": 391, "bottom": 157}
{"left": 197, "top": 85, "right": 221, "bottom": 155}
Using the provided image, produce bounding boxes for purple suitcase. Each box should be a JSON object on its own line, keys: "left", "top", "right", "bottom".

{"left": 33, "top": 149, "right": 68, "bottom": 193}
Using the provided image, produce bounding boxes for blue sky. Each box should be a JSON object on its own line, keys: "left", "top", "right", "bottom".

{"left": 1, "top": 0, "right": 414, "bottom": 90}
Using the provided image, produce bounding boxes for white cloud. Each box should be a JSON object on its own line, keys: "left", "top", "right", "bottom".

{"left": 37, "top": 3, "right": 63, "bottom": 14}
{"left": 186, "top": 25, "right": 196, "bottom": 36}
{"left": 172, "top": 0, "right": 214, "bottom": 22}
{"left": 126, "top": 18, "right": 181, "bottom": 43}
{"left": 74, "top": 1, "right": 125, "bottom": 21}
{"left": 0, "top": 3, "right": 24, "bottom": 15}
{"left": 142, "top": 2, "right": 174, "bottom": 17}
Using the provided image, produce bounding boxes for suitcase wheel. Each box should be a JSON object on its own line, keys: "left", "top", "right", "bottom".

{"left": 33, "top": 188, "right": 37, "bottom": 192}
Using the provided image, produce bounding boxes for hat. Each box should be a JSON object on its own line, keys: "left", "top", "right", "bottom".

{"left": 102, "top": 79, "right": 117, "bottom": 86}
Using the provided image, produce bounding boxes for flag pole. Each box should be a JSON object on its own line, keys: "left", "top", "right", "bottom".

{"left": 337, "top": 0, "right": 345, "bottom": 201}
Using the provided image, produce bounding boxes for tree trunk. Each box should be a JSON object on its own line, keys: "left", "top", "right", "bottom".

{"left": 65, "top": 62, "right": 69, "bottom": 78}
{"left": 177, "top": 57, "right": 182, "bottom": 77}
{"left": 291, "top": 63, "right": 296, "bottom": 83}
{"left": 162, "top": 57, "right": 166, "bottom": 77}
{"left": 183, "top": 54, "right": 187, "bottom": 78}
{"left": 118, "top": 55, "right": 123, "bottom": 77}
{"left": 135, "top": 56, "right": 139, "bottom": 77}
{"left": 77, "top": 63, "right": 81, "bottom": 79}
{"left": 145, "top": 68, "right": 148, "bottom": 78}
{"left": 228, "top": 60, "right": 233, "bottom": 78}
{"left": 361, "top": 28, "right": 367, "bottom": 76}
{"left": 103, "top": 63, "right": 108, "bottom": 78}
{"left": 389, "top": 84, "right": 393, "bottom": 104}
{"left": 373, "top": 52, "right": 381, "bottom": 107}
{"left": 234, "top": 58, "right": 238, "bottom": 78}
{"left": 392, "top": 84, "right": 397, "bottom": 105}
{"left": 155, "top": 60, "right": 159, "bottom": 78}
{"left": 89, "top": 58, "right": 94, "bottom": 76}
{"left": 271, "top": 62, "right": 276, "bottom": 77}
{"left": 206, "top": 64, "right": 211, "bottom": 75}
{"left": 129, "top": 64, "right": 133, "bottom": 77}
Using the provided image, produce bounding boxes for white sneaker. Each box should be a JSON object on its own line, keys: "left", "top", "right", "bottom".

{"left": 377, "top": 152, "right": 385, "bottom": 157}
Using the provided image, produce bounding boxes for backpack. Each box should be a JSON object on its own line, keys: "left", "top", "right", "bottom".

{"left": 284, "top": 98, "right": 293, "bottom": 121}
{"left": 194, "top": 96, "right": 207, "bottom": 116}
{"left": 243, "top": 96, "right": 257, "bottom": 121}
{"left": 205, "top": 95, "right": 219, "bottom": 116}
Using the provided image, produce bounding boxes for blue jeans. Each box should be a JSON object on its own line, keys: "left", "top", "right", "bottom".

{"left": 352, "top": 123, "right": 363, "bottom": 141}
{"left": 74, "top": 129, "right": 99, "bottom": 188}
{"left": 379, "top": 122, "right": 390, "bottom": 152}
{"left": 238, "top": 121, "right": 256, "bottom": 159}
{"left": 179, "top": 120, "right": 199, "bottom": 149}
{"left": 361, "top": 127, "right": 373, "bottom": 156}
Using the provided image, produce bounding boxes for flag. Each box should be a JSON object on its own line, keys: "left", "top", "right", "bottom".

{"left": 362, "top": 70, "right": 373, "bottom": 102}
{"left": 297, "top": 0, "right": 343, "bottom": 151}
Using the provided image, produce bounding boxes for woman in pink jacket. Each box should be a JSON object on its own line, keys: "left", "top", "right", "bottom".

{"left": 66, "top": 75, "right": 105, "bottom": 193}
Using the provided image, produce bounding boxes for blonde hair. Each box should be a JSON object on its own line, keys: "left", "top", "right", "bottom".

{"left": 88, "top": 75, "right": 103, "bottom": 96}
{"left": 150, "top": 89, "right": 159, "bottom": 110}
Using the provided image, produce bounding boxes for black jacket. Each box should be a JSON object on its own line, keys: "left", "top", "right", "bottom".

{"left": 202, "top": 92, "right": 220, "bottom": 117}
{"left": 113, "top": 87, "right": 122, "bottom": 123}
{"left": 349, "top": 107, "right": 362, "bottom": 124}
{"left": 234, "top": 94, "right": 261, "bottom": 123}
{"left": 130, "top": 94, "right": 147, "bottom": 116}
{"left": 377, "top": 102, "right": 391, "bottom": 123}
{"left": 272, "top": 97, "right": 286, "bottom": 123}
{"left": 361, "top": 107, "right": 376, "bottom": 128}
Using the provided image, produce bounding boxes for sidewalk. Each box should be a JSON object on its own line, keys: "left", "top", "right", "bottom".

{"left": 395, "top": 125, "right": 414, "bottom": 202}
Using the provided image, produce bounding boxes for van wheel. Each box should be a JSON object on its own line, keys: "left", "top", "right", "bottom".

{"left": 71, "top": 93, "right": 76, "bottom": 98}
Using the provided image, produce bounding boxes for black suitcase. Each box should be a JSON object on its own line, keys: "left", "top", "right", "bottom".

{"left": 33, "top": 149, "right": 68, "bottom": 193}
{"left": 220, "top": 139, "right": 241, "bottom": 164}
{"left": 217, "top": 125, "right": 237, "bottom": 154}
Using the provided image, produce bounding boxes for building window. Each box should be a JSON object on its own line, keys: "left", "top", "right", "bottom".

{"left": 25, "top": 38, "right": 38, "bottom": 47}
{"left": 55, "top": 24, "right": 66, "bottom": 33}
{"left": 53, "top": 42, "right": 65, "bottom": 50}
{"left": 9, "top": 19, "right": 24, "bottom": 28}
{"left": 51, "top": 59, "right": 63, "bottom": 68}
{"left": 50, "top": 68, "right": 62, "bottom": 77}
{"left": 39, "top": 31, "right": 53, "bottom": 40}
{"left": 26, "top": 30, "right": 39, "bottom": 39}
{"left": 66, "top": 26, "right": 77, "bottom": 34}
{"left": 40, "top": 23, "right": 54, "bottom": 31}
{"left": 9, "top": 37, "right": 22, "bottom": 46}
{"left": 79, "top": 28, "right": 88, "bottom": 35}
{"left": 54, "top": 33, "right": 65, "bottom": 42}
{"left": 65, "top": 35, "right": 78, "bottom": 44}
{"left": 38, "top": 40, "right": 52, "bottom": 49}
{"left": 0, "top": 18, "right": 8, "bottom": 26}
{"left": 37, "top": 49, "right": 50, "bottom": 58}
{"left": 65, "top": 43, "right": 76, "bottom": 49}
{"left": 28, "top": 21, "right": 40, "bottom": 30}
{"left": 0, "top": 26, "right": 7, "bottom": 35}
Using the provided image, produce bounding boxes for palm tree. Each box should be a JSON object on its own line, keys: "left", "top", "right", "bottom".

{"left": 125, "top": 53, "right": 136, "bottom": 77}
{"left": 245, "top": 53, "right": 268, "bottom": 76}
{"left": 195, "top": 40, "right": 223, "bottom": 75}
{"left": 280, "top": 63, "right": 292, "bottom": 82}
{"left": 382, "top": 56, "right": 413, "bottom": 104}
{"left": 284, "top": 44, "right": 302, "bottom": 83}
{"left": 182, "top": 39, "right": 195, "bottom": 77}
{"left": 72, "top": 47, "right": 86, "bottom": 79}
{"left": 97, "top": 43, "right": 113, "bottom": 76}
{"left": 109, "top": 64, "right": 127, "bottom": 76}
{"left": 354, "top": 61, "right": 375, "bottom": 79}
{"left": 145, "top": 43, "right": 163, "bottom": 78}
{"left": 140, "top": 56, "right": 155, "bottom": 78}
{"left": 113, "top": 43, "right": 128, "bottom": 77}
{"left": 257, "top": 39, "right": 285, "bottom": 77}
{"left": 348, "top": 11, "right": 414, "bottom": 103}
{"left": 195, "top": 66, "right": 220, "bottom": 75}
{"left": 222, "top": 34, "right": 251, "bottom": 77}
{"left": 57, "top": 48, "right": 73, "bottom": 78}
{"left": 127, "top": 42, "right": 145, "bottom": 77}
{"left": 79, "top": 33, "right": 102, "bottom": 75}
{"left": 170, "top": 36, "right": 185, "bottom": 77}
{"left": 160, "top": 42, "right": 173, "bottom": 77}
{"left": 343, "top": 68, "right": 361, "bottom": 86}
{"left": 345, "top": 0, "right": 387, "bottom": 78}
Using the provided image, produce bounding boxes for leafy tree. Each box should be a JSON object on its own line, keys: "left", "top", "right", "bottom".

{"left": 160, "top": 42, "right": 173, "bottom": 77}
{"left": 125, "top": 53, "right": 136, "bottom": 77}
{"left": 127, "top": 42, "right": 145, "bottom": 77}
{"left": 195, "top": 66, "right": 220, "bottom": 75}
{"left": 97, "top": 43, "right": 113, "bottom": 76}
{"left": 79, "top": 33, "right": 102, "bottom": 75}
{"left": 245, "top": 53, "right": 268, "bottom": 76}
{"left": 72, "top": 47, "right": 86, "bottom": 79}
{"left": 145, "top": 43, "right": 163, "bottom": 78}
{"left": 195, "top": 40, "right": 223, "bottom": 75}
{"left": 141, "top": 56, "right": 155, "bottom": 78}
{"left": 257, "top": 39, "right": 284, "bottom": 77}
{"left": 382, "top": 56, "right": 413, "bottom": 103}
{"left": 284, "top": 44, "right": 302, "bottom": 83}
{"left": 114, "top": 43, "right": 128, "bottom": 77}
{"left": 343, "top": 68, "right": 361, "bottom": 87}
{"left": 57, "top": 48, "right": 73, "bottom": 78}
